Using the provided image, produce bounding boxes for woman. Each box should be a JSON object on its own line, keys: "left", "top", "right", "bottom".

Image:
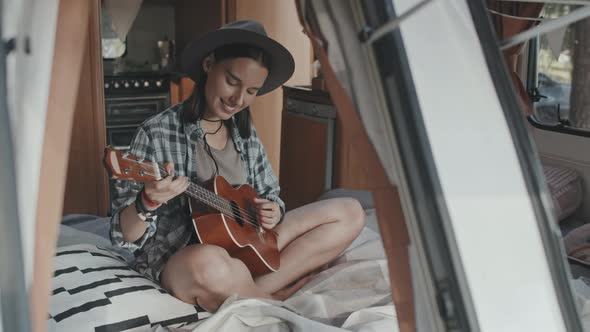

{"left": 110, "top": 20, "right": 365, "bottom": 312}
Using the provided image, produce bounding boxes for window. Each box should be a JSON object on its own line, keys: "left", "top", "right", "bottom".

{"left": 530, "top": 4, "right": 590, "bottom": 131}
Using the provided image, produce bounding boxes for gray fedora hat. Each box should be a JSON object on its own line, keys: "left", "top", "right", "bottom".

{"left": 181, "top": 20, "right": 295, "bottom": 95}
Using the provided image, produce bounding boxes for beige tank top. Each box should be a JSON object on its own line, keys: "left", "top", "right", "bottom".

{"left": 194, "top": 137, "right": 247, "bottom": 186}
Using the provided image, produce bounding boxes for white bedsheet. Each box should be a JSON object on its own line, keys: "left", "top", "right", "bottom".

{"left": 57, "top": 208, "right": 399, "bottom": 331}
{"left": 164, "top": 237, "right": 398, "bottom": 332}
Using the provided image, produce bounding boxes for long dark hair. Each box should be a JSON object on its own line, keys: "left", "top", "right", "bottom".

{"left": 182, "top": 44, "right": 271, "bottom": 139}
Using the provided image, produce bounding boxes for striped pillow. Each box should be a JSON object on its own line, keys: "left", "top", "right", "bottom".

{"left": 543, "top": 164, "right": 583, "bottom": 222}
{"left": 48, "top": 244, "right": 210, "bottom": 332}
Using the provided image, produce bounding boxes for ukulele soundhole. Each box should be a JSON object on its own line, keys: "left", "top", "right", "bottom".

{"left": 229, "top": 200, "right": 245, "bottom": 227}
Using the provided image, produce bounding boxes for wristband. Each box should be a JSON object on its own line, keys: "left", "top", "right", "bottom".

{"left": 141, "top": 190, "right": 160, "bottom": 208}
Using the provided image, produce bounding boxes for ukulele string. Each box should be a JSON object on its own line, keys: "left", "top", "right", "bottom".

{"left": 160, "top": 165, "right": 263, "bottom": 226}
{"left": 120, "top": 154, "right": 253, "bottom": 220}
{"left": 152, "top": 162, "right": 263, "bottom": 225}
{"left": 184, "top": 184, "right": 261, "bottom": 225}
{"left": 121, "top": 155, "right": 264, "bottom": 229}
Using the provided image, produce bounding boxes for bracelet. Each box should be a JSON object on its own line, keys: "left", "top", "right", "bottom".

{"left": 141, "top": 190, "right": 160, "bottom": 208}
{"left": 135, "top": 190, "right": 159, "bottom": 223}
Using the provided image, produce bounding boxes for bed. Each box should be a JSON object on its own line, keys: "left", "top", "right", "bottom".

{"left": 49, "top": 190, "right": 398, "bottom": 332}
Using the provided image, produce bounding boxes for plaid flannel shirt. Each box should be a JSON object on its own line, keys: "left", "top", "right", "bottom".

{"left": 109, "top": 103, "right": 285, "bottom": 281}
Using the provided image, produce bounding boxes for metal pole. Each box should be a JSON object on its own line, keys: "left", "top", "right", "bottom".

{"left": 501, "top": 5, "right": 590, "bottom": 50}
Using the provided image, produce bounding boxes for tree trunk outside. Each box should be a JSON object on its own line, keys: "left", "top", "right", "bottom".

{"left": 570, "top": 17, "right": 590, "bottom": 129}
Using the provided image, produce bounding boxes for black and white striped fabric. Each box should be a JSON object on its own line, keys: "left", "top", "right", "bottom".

{"left": 48, "top": 244, "right": 211, "bottom": 332}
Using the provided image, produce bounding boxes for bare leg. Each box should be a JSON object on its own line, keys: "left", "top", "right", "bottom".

{"left": 255, "top": 197, "right": 365, "bottom": 294}
{"left": 160, "top": 244, "right": 270, "bottom": 312}
{"left": 161, "top": 197, "right": 365, "bottom": 311}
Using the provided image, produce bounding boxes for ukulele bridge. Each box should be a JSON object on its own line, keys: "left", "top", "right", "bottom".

{"left": 257, "top": 227, "right": 266, "bottom": 242}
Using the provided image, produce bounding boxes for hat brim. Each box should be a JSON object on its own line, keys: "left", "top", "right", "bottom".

{"left": 181, "top": 28, "right": 295, "bottom": 96}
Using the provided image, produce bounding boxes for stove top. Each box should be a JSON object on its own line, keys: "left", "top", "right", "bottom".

{"left": 104, "top": 74, "right": 170, "bottom": 95}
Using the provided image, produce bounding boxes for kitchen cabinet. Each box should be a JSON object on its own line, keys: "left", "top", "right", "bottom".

{"left": 279, "top": 85, "right": 400, "bottom": 210}
{"left": 170, "top": 77, "right": 195, "bottom": 105}
{"left": 279, "top": 86, "right": 336, "bottom": 210}
{"left": 62, "top": 0, "right": 108, "bottom": 216}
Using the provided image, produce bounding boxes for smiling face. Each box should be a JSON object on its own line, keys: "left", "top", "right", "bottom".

{"left": 201, "top": 55, "right": 269, "bottom": 121}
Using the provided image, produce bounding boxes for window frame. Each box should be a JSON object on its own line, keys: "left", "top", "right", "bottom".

{"left": 525, "top": 4, "right": 590, "bottom": 138}
{"left": 468, "top": 1, "right": 583, "bottom": 330}
{"left": 358, "top": 0, "right": 479, "bottom": 329}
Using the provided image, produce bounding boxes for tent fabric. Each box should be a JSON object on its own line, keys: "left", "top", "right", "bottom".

{"left": 298, "top": 0, "right": 400, "bottom": 186}
{"left": 293, "top": 1, "right": 416, "bottom": 331}
{"left": 5, "top": 0, "right": 60, "bottom": 288}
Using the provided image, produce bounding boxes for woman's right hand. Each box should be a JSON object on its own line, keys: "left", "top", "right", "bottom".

{"left": 142, "top": 162, "right": 190, "bottom": 207}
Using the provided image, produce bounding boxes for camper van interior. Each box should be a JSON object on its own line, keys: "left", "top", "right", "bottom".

{"left": 4, "top": 0, "right": 590, "bottom": 331}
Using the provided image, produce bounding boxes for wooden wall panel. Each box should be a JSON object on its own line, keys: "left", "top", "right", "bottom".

{"left": 333, "top": 91, "right": 414, "bottom": 332}
{"left": 280, "top": 112, "right": 328, "bottom": 209}
{"left": 335, "top": 80, "right": 415, "bottom": 332}
{"left": 235, "top": 0, "right": 312, "bottom": 176}
{"left": 175, "top": 0, "right": 224, "bottom": 56}
{"left": 170, "top": 77, "right": 195, "bottom": 106}
{"left": 31, "top": 1, "right": 91, "bottom": 331}
{"left": 170, "top": 78, "right": 181, "bottom": 106}
{"left": 62, "top": 1, "right": 107, "bottom": 216}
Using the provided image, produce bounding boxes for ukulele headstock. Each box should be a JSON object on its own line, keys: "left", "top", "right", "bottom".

{"left": 103, "top": 146, "right": 163, "bottom": 182}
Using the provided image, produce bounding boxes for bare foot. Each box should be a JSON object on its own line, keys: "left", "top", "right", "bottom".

{"left": 271, "top": 272, "right": 317, "bottom": 301}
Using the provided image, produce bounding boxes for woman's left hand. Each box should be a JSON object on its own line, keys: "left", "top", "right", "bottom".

{"left": 253, "top": 197, "right": 281, "bottom": 229}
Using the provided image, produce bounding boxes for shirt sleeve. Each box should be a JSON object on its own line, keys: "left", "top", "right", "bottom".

{"left": 109, "top": 127, "right": 158, "bottom": 251}
{"left": 248, "top": 127, "right": 286, "bottom": 222}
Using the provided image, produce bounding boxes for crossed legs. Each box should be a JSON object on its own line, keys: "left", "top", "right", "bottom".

{"left": 160, "top": 197, "right": 365, "bottom": 312}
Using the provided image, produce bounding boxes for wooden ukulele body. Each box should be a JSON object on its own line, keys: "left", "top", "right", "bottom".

{"left": 189, "top": 176, "right": 280, "bottom": 276}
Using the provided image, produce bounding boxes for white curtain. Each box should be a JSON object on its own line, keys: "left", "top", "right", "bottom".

{"left": 304, "top": 1, "right": 438, "bottom": 330}
{"left": 3, "top": 0, "right": 60, "bottom": 288}
{"left": 308, "top": 0, "right": 400, "bottom": 186}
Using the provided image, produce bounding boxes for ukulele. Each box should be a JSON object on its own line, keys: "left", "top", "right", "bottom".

{"left": 103, "top": 146, "right": 280, "bottom": 276}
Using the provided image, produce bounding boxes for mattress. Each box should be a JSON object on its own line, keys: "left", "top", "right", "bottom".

{"left": 53, "top": 192, "right": 397, "bottom": 331}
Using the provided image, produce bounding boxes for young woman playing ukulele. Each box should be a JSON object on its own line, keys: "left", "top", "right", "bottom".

{"left": 110, "top": 20, "right": 365, "bottom": 312}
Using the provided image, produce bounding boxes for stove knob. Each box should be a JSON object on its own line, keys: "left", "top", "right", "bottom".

{"left": 104, "top": 82, "right": 110, "bottom": 89}
{"left": 134, "top": 81, "right": 140, "bottom": 88}
{"left": 124, "top": 82, "right": 130, "bottom": 88}
{"left": 155, "top": 80, "right": 162, "bottom": 87}
{"left": 144, "top": 81, "right": 150, "bottom": 87}
{"left": 113, "top": 82, "right": 120, "bottom": 88}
